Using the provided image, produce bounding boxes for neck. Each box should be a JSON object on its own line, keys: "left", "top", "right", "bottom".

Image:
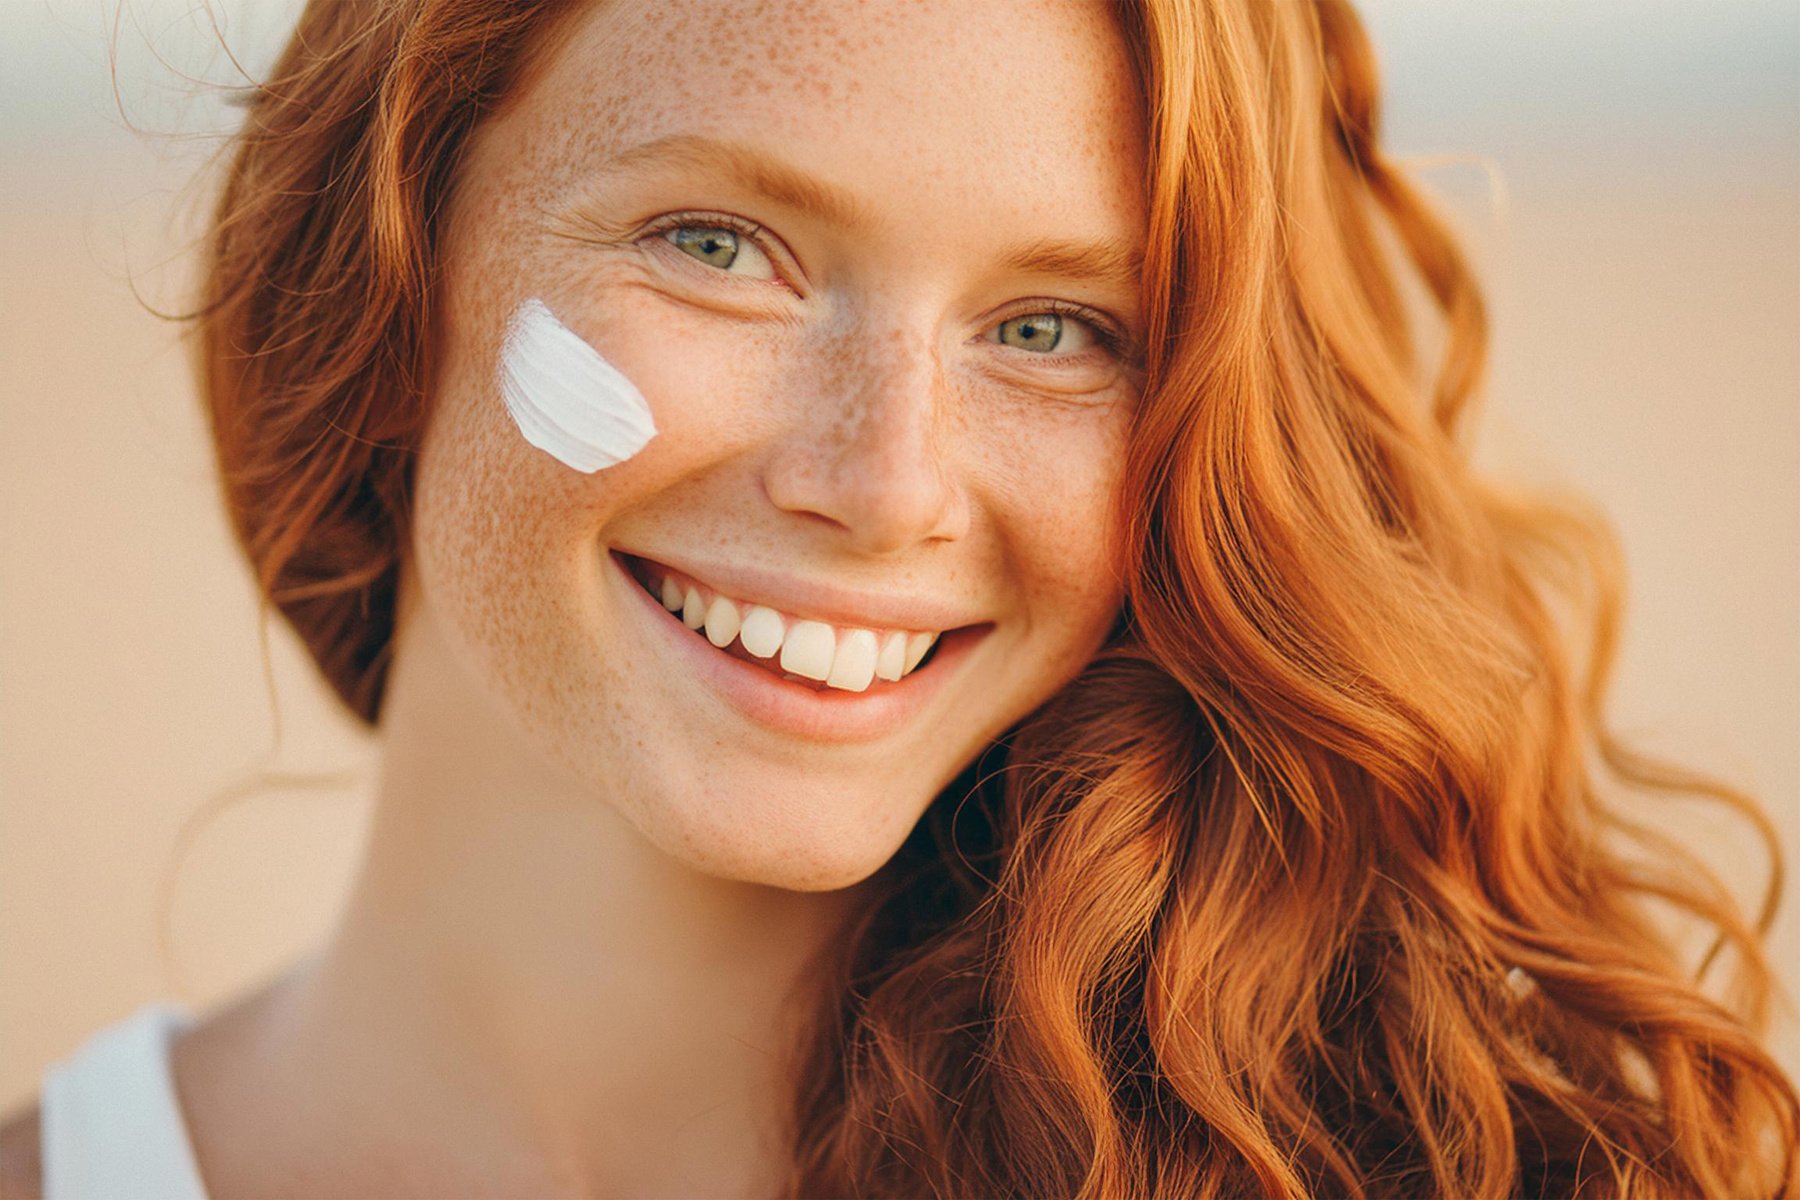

{"left": 273, "top": 597, "right": 868, "bottom": 1196}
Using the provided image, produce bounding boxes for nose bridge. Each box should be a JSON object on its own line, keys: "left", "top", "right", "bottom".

{"left": 832, "top": 320, "right": 937, "bottom": 454}
{"left": 764, "top": 307, "right": 968, "bottom": 554}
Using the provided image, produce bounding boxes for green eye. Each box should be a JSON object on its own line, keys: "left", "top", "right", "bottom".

{"left": 668, "top": 226, "right": 741, "bottom": 269}
{"left": 656, "top": 221, "right": 778, "bottom": 280}
{"left": 997, "top": 313, "right": 1064, "bottom": 353}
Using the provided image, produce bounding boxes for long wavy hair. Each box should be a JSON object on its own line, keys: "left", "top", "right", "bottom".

{"left": 194, "top": 0, "right": 1799, "bottom": 1194}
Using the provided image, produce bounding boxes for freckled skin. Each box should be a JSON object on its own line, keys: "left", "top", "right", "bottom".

{"left": 414, "top": 0, "right": 1148, "bottom": 890}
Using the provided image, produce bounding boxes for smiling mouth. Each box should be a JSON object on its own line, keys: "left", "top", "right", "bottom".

{"left": 617, "top": 551, "right": 953, "bottom": 693}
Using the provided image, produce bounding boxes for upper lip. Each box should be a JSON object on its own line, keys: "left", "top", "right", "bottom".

{"left": 615, "top": 548, "right": 985, "bottom": 634}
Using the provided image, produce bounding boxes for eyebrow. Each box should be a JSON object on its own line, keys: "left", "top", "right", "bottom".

{"left": 993, "top": 235, "right": 1143, "bottom": 301}
{"left": 601, "top": 133, "right": 877, "bottom": 234}
{"left": 596, "top": 133, "right": 1144, "bottom": 298}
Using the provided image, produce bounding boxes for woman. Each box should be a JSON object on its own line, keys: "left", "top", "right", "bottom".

{"left": 9, "top": 0, "right": 1796, "bottom": 1195}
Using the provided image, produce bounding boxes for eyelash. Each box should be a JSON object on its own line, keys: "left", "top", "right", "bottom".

{"left": 1009, "top": 299, "right": 1127, "bottom": 359}
{"left": 637, "top": 212, "right": 1128, "bottom": 362}
{"left": 640, "top": 211, "right": 786, "bottom": 284}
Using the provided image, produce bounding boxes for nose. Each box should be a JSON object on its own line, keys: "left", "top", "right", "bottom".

{"left": 761, "top": 317, "right": 971, "bottom": 556}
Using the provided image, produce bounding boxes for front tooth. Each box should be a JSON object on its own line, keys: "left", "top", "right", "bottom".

{"left": 779, "top": 620, "right": 836, "bottom": 681}
{"left": 738, "top": 605, "right": 785, "bottom": 658}
{"left": 702, "top": 596, "right": 741, "bottom": 648}
{"left": 825, "top": 628, "right": 878, "bottom": 692}
{"left": 902, "top": 630, "right": 938, "bottom": 674}
{"left": 874, "top": 631, "right": 907, "bottom": 681}
{"left": 659, "top": 575, "right": 684, "bottom": 611}
{"left": 682, "top": 586, "right": 707, "bottom": 630}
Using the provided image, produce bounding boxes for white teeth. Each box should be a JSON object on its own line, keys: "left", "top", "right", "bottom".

{"left": 738, "top": 605, "right": 785, "bottom": 658}
{"left": 873, "top": 631, "right": 907, "bottom": 682}
{"left": 902, "top": 630, "right": 938, "bottom": 674}
{"left": 779, "top": 619, "right": 836, "bottom": 681}
{"left": 825, "top": 628, "right": 878, "bottom": 692}
{"left": 646, "top": 565, "right": 948, "bottom": 688}
{"left": 702, "top": 595, "right": 741, "bottom": 649}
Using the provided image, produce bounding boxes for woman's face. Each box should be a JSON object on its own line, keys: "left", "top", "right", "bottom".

{"left": 417, "top": 0, "right": 1146, "bottom": 890}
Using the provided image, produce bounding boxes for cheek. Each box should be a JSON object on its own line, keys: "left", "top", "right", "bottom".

{"left": 574, "top": 284, "right": 806, "bottom": 483}
{"left": 418, "top": 260, "right": 770, "bottom": 566}
{"left": 407, "top": 288, "right": 636, "bottom": 724}
{"left": 407, "top": 258, "right": 800, "bottom": 699}
{"left": 977, "top": 394, "right": 1131, "bottom": 648}
{"left": 415, "top": 323, "right": 590, "bottom": 594}
{"left": 407, "top": 395, "right": 584, "bottom": 720}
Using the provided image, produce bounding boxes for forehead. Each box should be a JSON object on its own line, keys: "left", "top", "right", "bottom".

{"left": 505, "top": 0, "right": 1147, "bottom": 248}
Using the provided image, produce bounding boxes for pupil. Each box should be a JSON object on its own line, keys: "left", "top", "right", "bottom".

{"left": 673, "top": 226, "right": 738, "bottom": 268}
{"left": 1006, "top": 312, "right": 1060, "bottom": 352}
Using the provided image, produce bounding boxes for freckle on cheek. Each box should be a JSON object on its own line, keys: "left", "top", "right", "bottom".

{"left": 497, "top": 297, "right": 658, "bottom": 473}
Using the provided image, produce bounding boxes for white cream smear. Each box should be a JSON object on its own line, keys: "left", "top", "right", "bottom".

{"left": 498, "top": 297, "right": 657, "bottom": 472}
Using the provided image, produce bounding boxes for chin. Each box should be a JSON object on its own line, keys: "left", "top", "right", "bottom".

{"left": 625, "top": 768, "right": 929, "bottom": 894}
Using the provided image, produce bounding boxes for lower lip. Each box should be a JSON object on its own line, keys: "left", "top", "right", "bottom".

{"left": 607, "top": 549, "right": 988, "bottom": 745}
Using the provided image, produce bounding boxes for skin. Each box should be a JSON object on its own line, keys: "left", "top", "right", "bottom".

{"left": 161, "top": 0, "right": 1148, "bottom": 1194}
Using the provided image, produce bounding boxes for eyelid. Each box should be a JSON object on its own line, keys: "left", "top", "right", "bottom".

{"left": 638, "top": 211, "right": 802, "bottom": 291}
{"left": 635, "top": 212, "right": 1137, "bottom": 364}
{"left": 992, "top": 300, "right": 1130, "bottom": 364}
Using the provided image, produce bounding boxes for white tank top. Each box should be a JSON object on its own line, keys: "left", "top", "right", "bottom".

{"left": 39, "top": 1002, "right": 209, "bottom": 1199}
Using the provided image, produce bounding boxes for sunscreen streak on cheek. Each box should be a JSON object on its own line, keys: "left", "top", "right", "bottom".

{"left": 497, "top": 297, "right": 658, "bottom": 472}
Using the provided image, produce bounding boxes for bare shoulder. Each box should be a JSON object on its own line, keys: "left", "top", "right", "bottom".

{"left": 0, "top": 1100, "right": 42, "bottom": 1200}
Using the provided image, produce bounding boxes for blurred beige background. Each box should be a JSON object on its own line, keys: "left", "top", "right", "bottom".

{"left": 4, "top": 0, "right": 1797, "bottom": 1112}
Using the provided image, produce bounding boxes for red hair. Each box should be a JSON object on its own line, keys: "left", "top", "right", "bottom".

{"left": 195, "top": 0, "right": 1799, "bottom": 1194}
